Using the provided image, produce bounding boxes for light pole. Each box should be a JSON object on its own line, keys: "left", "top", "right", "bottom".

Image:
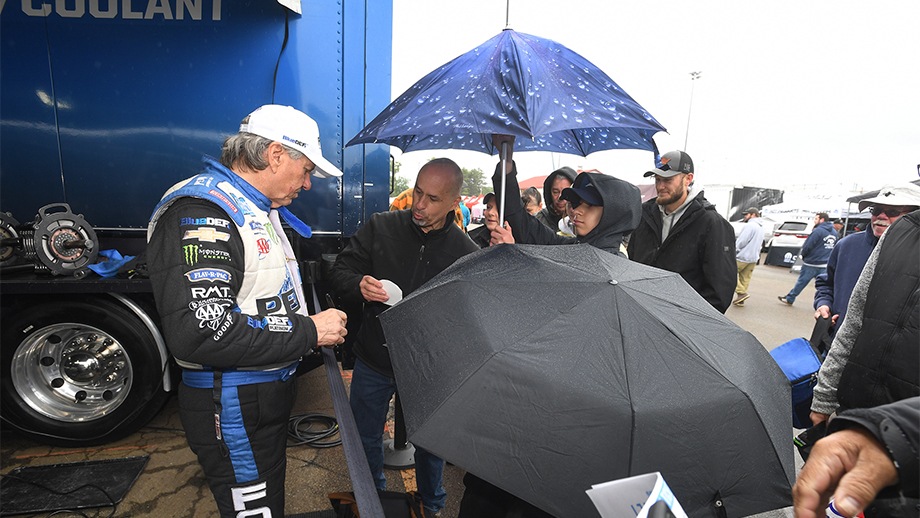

{"left": 684, "top": 71, "right": 702, "bottom": 152}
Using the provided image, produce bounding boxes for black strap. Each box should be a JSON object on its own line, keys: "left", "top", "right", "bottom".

{"left": 212, "top": 371, "right": 228, "bottom": 457}
{"left": 313, "top": 286, "right": 385, "bottom": 518}
{"left": 808, "top": 316, "right": 833, "bottom": 357}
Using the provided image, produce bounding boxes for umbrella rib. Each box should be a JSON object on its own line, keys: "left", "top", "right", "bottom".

{"left": 613, "top": 288, "right": 638, "bottom": 477}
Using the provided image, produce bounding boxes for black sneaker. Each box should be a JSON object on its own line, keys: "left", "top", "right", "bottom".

{"left": 777, "top": 296, "right": 793, "bottom": 305}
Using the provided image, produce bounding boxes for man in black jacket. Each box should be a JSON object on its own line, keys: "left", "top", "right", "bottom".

{"left": 626, "top": 150, "right": 736, "bottom": 313}
{"left": 330, "top": 158, "right": 479, "bottom": 517}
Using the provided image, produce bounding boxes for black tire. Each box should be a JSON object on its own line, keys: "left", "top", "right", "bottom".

{"left": 1, "top": 297, "right": 171, "bottom": 446}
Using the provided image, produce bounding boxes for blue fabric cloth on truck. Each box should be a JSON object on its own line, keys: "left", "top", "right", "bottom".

{"left": 87, "top": 249, "right": 136, "bottom": 278}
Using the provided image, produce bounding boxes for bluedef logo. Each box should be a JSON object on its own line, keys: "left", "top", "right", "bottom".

{"left": 247, "top": 315, "right": 292, "bottom": 333}
{"left": 264, "top": 315, "right": 293, "bottom": 333}
{"left": 181, "top": 216, "right": 231, "bottom": 228}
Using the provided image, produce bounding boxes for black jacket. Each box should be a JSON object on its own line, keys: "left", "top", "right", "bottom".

{"left": 330, "top": 209, "right": 479, "bottom": 376}
{"left": 627, "top": 194, "right": 736, "bottom": 313}
{"left": 147, "top": 198, "right": 318, "bottom": 370}
{"left": 838, "top": 210, "right": 919, "bottom": 413}
{"left": 492, "top": 163, "right": 640, "bottom": 256}
{"left": 467, "top": 225, "right": 492, "bottom": 248}
{"left": 830, "top": 397, "right": 920, "bottom": 515}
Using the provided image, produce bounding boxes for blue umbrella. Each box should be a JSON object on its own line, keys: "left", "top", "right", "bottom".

{"left": 347, "top": 29, "right": 666, "bottom": 156}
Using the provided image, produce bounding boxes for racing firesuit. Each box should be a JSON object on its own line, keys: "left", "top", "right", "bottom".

{"left": 147, "top": 157, "right": 319, "bottom": 517}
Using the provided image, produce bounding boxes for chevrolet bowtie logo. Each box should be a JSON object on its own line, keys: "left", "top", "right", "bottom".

{"left": 183, "top": 227, "right": 231, "bottom": 243}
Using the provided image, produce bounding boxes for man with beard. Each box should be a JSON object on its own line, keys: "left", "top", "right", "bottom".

{"left": 627, "top": 150, "right": 736, "bottom": 313}
{"left": 330, "top": 158, "right": 479, "bottom": 517}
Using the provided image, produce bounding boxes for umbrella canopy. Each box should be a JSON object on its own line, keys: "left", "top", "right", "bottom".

{"left": 347, "top": 29, "right": 666, "bottom": 156}
{"left": 379, "top": 244, "right": 794, "bottom": 518}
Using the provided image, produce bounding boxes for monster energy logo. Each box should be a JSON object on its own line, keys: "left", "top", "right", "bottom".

{"left": 183, "top": 245, "right": 232, "bottom": 266}
{"left": 184, "top": 244, "right": 199, "bottom": 265}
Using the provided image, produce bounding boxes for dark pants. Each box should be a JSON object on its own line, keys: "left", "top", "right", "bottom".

{"left": 459, "top": 473, "right": 555, "bottom": 518}
{"left": 348, "top": 358, "right": 447, "bottom": 513}
{"left": 178, "top": 377, "right": 296, "bottom": 517}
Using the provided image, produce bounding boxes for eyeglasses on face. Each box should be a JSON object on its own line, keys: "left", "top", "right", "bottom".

{"left": 869, "top": 206, "right": 909, "bottom": 218}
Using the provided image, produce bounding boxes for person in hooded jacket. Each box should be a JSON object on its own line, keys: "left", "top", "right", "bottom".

{"left": 487, "top": 135, "right": 641, "bottom": 256}
{"left": 534, "top": 165, "right": 577, "bottom": 231}
{"left": 627, "top": 150, "right": 736, "bottom": 313}
{"left": 457, "top": 135, "right": 639, "bottom": 518}
{"left": 778, "top": 212, "right": 837, "bottom": 306}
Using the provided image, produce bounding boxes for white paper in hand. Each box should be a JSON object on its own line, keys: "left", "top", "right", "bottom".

{"left": 585, "top": 472, "right": 687, "bottom": 518}
{"left": 379, "top": 279, "right": 403, "bottom": 306}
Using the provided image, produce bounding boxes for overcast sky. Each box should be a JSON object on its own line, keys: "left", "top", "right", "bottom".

{"left": 387, "top": 0, "right": 919, "bottom": 196}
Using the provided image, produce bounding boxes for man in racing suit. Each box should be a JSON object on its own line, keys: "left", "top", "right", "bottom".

{"left": 147, "top": 105, "right": 348, "bottom": 517}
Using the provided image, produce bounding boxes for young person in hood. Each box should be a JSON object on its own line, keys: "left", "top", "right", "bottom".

{"left": 534, "top": 165, "right": 576, "bottom": 231}
{"left": 627, "top": 150, "right": 736, "bottom": 313}
{"left": 487, "top": 135, "right": 641, "bottom": 257}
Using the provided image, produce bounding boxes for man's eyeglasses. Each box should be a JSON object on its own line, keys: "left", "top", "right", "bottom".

{"left": 869, "top": 206, "right": 909, "bottom": 218}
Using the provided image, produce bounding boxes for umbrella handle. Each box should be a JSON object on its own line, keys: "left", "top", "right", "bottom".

{"left": 499, "top": 141, "right": 508, "bottom": 226}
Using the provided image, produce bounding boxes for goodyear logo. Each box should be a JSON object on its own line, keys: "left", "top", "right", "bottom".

{"left": 181, "top": 217, "right": 230, "bottom": 228}
{"left": 183, "top": 227, "right": 230, "bottom": 243}
{"left": 184, "top": 268, "right": 231, "bottom": 283}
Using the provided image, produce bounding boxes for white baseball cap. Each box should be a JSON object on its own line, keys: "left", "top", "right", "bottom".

{"left": 240, "top": 104, "right": 343, "bottom": 178}
{"left": 857, "top": 183, "right": 920, "bottom": 211}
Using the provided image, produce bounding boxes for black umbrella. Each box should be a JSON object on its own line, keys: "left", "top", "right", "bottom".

{"left": 379, "top": 244, "right": 793, "bottom": 518}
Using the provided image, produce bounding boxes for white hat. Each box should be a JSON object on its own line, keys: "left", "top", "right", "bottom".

{"left": 857, "top": 183, "right": 920, "bottom": 211}
{"left": 240, "top": 104, "right": 343, "bottom": 178}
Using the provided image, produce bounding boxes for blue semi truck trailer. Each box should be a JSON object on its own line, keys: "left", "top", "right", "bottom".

{"left": 0, "top": 0, "right": 393, "bottom": 445}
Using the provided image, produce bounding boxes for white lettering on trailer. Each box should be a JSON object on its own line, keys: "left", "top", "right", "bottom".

{"left": 18, "top": 0, "right": 222, "bottom": 20}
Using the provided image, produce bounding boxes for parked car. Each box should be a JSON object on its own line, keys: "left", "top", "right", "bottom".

{"left": 765, "top": 220, "right": 814, "bottom": 250}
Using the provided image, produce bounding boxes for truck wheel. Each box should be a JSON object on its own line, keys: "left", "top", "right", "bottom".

{"left": 1, "top": 298, "right": 170, "bottom": 446}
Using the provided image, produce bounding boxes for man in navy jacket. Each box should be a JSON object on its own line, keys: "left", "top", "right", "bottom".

{"left": 778, "top": 212, "right": 837, "bottom": 305}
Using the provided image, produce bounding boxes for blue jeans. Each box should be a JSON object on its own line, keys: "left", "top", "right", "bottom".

{"left": 785, "top": 265, "right": 826, "bottom": 303}
{"left": 349, "top": 358, "right": 447, "bottom": 513}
